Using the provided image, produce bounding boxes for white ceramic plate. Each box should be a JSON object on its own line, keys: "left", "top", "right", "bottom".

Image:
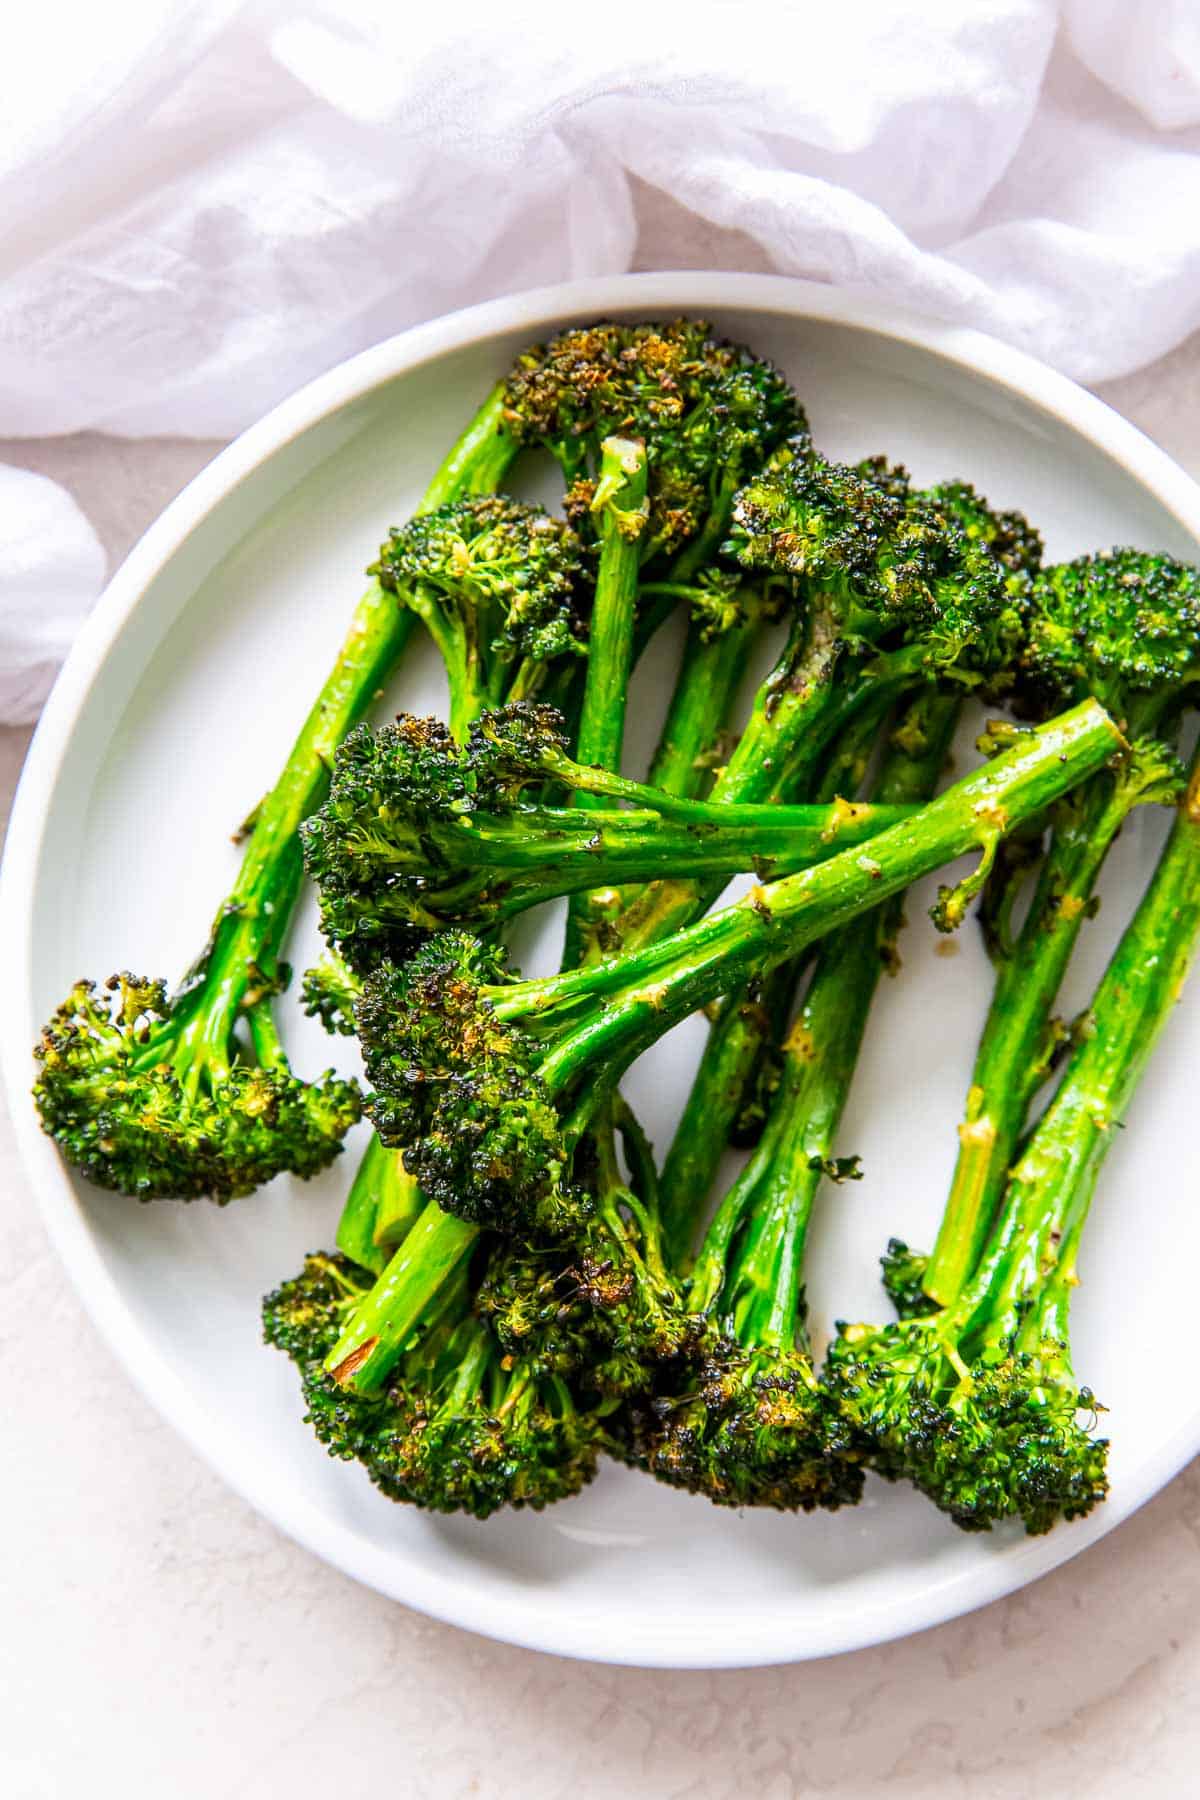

{"left": 7, "top": 273, "right": 1200, "bottom": 1670}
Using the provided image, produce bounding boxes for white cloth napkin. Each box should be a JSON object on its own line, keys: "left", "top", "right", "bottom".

{"left": 4, "top": 0, "right": 1200, "bottom": 721}
{"left": 0, "top": 468, "right": 107, "bottom": 723}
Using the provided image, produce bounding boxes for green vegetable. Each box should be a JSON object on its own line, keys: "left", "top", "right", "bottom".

{"left": 52, "top": 308, "right": 1185, "bottom": 1533}
{"left": 325, "top": 699, "right": 1119, "bottom": 1399}
{"left": 32, "top": 388, "right": 520, "bottom": 1201}
{"left": 263, "top": 1251, "right": 603, "bottom": 1519}
{"left": 369, "top": 495, "right": 586, "bottom": 741}
{"left": 613, "top": 452, "right": 1009, "bottom": 954}
{"left": 924, "top": 549, "right": 1200, "bottom": 1306}
{"left": 302, "top": 700, "right": 917, "bottom": 966}
{"left": 653, "top": 476, "right": 1041, "bottom": 1244}
{"left": 501, "top": 317, "right": 802, "bottom": 570}
{"left": 829, "top": 743, "right": 1200, "bottom": 1535}
{"left": 630, "top": 691, "right": 960, "bottom": 1508}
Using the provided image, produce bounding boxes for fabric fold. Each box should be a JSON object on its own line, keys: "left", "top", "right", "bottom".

{"left": 2, "top": 1, "right": 1197, "bottom": 721}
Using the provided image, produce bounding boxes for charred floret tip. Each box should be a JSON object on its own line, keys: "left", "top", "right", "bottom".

{"left": 34, "top": 969, "right": 360, "bottom": 1202}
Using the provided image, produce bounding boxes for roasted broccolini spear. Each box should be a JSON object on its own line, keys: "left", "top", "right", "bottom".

{"left": 32, "top": 390, "right": 524, "bottom": 1201}
{"left": 922, "top": 549, "right": 1200, "bottom": 1308}
{"left": 830, "top": 740, "right": 1200, "bottom": 1535}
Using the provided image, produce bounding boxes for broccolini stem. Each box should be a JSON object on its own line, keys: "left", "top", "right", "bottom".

{"left": 421, "top": 384, "right": 517, "bottom": 510}
{"left": 334, "top": 1134, "right": 427, "bottom": 1275}
{"left": 169, "top": 381, "right": 521, "bottom": 1097}
{"left": 324, "top": 1201, "right": 479, "bottom": 1395}
{"left": 816, "top": 687, "right": 902, "bottom": 802}
{"left": 923, "top": 755, "right": 1164, "bottom": 1308}
{"left": 334, "top": 1139, "right": 389, "bottom": 1275}
{"left": 556, "top": 441, "right": 661, "bottom": 1315}
{"left": 961, "top": 1129, "right": 1095, "bottom": 1360}
{"left": 444, "top": 621, "right": 490, "bottom": 743}
{"left": 611, "top": 1094, "right": 661, "bottom": 1214}
{"left": 706, "top": 617, "right": 933, "bottom": 807}
{"left": 956, "top": 744, "right": 1200, "bottom": 1343}
{"left": 167, "top": 592, "right": 412, "bottom": 1082}
{"left": 441, "top": 1322, "right": 495, "bottom": 1416}
{"left": 232, "top": 383, "right": 517, "bottom": 920}
{"left": 372, "top": 1149, "right": 427, "bottom": 1253}
{"left": 699, "top": 600, "right": 845, "bottom": 807}
{"left": 713, "top": 694, "right": 963, "bottom": 1336}
{"left": 646, "top": 602, "right": 764, "bottom": 800}
{"left": 657, "top": 980, "right": 790, "bottom": 1268}
{"left": 245, "top": 1001, "right": 289, "bottom": 1073}
{"left": 586, "top": 594, "right": 859, "bottom": 957}
{"left": 655, "top": 688, "right": 932, "bottom": 1261}
{"left": 709, "top": 978, "right": 865, "bottom": 1350}
{"left": 509, "top": 702, "right": 1121, "bottom": 1107}
{"left": 1014, "top": 1206, "right": 1086, "bottom": 1362}
{"left": 591, "top": 1100, "right": 671, "bottom": 1290}
{"left": 561, "top": 437, "right": 649, "bottom": 965}
{"left": 323, "top": 386, "right": 522, "bottom": 1255}
{"left": 404, "top": 801, "right": 914, "bottom": 902}
{"left": 612, "top": 636, "right": 930, "bottom": 951}
{"left": 573, "top": 436, "right": 650, "bottom": 773}
{"left": 538, "top": 754, "right": 875, "bottom": 827}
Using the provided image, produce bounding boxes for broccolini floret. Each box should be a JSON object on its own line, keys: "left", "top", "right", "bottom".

{"left": 502, "top": 318, "right": 803, "bottom": 566}
{"left": 614, "top": 450, "right": 1011, "bottom": 958}
{"left": 263, "top": 1250, "right": 602, "bottom": 1517}
{"left": 368, "top": 496, "right": 586, "bottom": 739}
{"left": 34, "top": 970, "right": 361, "bottom": 1202}
{"left": 477, "top": 1096, "right": 706, "bottom": 1398}
{"left": 1018, "top": 549, "right": 1200, "bottom": 724}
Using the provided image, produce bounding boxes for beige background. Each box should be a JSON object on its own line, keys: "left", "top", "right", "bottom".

{"left": 5, "top": 194, "right": 1200, "bottom": 1797}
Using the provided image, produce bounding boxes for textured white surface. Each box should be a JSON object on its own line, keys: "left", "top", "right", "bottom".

{"left": 11, "top": 0, "right": 1200, "bottom": 728}
{"left": 0, "top": 465, "right": 104, "bottom": 724}
{"left": 6, "top": 211, "right": 1200, "bottom": 1790}
{"left": 10, "top": 0, "right": 1200, "bottom": 443}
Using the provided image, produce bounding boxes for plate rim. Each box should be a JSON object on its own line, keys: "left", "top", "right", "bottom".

{"left": 6, "top": 270, "right": 1200, "bottom": 1670}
